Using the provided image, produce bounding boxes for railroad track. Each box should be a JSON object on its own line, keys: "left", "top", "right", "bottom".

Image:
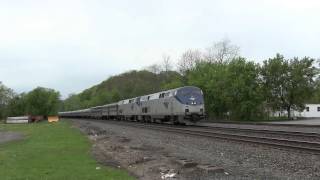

{"left": 82, "top": 119, "right": 320, "bottom": 154}
{"left": 192, "top": 125, "right": 320, "bottom": 139}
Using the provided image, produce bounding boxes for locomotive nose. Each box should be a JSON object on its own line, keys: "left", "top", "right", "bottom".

{"left": 184, "top": 105, "right": 204, "bottom": 114}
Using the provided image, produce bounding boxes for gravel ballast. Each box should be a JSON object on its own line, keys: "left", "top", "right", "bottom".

{"left": 71, "top": 119, "right": 320, "bottom": 180}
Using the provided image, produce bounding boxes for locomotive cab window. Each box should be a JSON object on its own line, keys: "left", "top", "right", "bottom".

{"left": 175, "top": 87, "right": 204, "bottom": 105}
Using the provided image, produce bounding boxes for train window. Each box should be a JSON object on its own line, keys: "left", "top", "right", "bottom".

{"left": 147, "top": 96, "right": 150, "bottom": 100}
{"left": 159, "top": 93, "right": 165, "bottom": 98}
{"left": 318, "top": 107, "right": 320, "bottom": 112}
{"left": 306, "top": 107, "right": 309, "bottom": 112}
{"left": 136, "top": 97, "right": 141, "bottom": 105}
{"left": 142, "top": 107, "right": 148, "bottom": 113}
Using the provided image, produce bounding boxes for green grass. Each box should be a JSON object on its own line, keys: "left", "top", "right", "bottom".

{"left": 0, "top": 121, "right": 135, "bottom": 180}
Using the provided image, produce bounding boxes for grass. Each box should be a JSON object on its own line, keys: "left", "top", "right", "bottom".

{"left": 0, "top": 121, "right": 135, "bottom": 180}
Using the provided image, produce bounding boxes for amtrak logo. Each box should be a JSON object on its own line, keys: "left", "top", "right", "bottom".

{"left": 189, "top": 96, "right": 195, "bottom": 101}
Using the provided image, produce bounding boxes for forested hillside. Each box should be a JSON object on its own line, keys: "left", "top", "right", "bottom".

{"left": 62, "top": 70, "right": 183, "bottom": 111}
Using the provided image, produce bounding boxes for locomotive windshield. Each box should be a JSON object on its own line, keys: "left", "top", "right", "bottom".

{"left": 175, "top": 87, "right": 204, "bottom": 105}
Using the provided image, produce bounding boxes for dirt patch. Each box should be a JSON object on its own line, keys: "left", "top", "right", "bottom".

{"left": 72, "top": 120, "right": 221, "bottom": 180}
{"left": 0, "top": 131, "right": 24, "bottom": 144}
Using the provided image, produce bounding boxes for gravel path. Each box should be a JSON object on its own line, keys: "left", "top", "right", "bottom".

{"left": 0, "top": 131, "right": 24, "bottom": 144}
{"left": 72, "top": 119, "right": 320, "bottom": 180}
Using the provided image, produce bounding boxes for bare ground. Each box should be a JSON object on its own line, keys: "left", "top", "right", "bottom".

{"left": 0, "top": 131, "right": 24, "bottom": 144}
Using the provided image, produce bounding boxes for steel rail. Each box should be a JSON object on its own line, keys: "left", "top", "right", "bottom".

{"left": 193, "top": 125, "right": 320, "bottom": 139}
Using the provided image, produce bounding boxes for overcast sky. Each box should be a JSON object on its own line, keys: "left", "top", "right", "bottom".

{"left": 0, "top": 0, "right": 319, "bottom": 98}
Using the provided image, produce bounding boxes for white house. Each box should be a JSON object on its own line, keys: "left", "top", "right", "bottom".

{"left": 295, "top": 104, "right": 320, "bottom": 118}
{"left": 273, "top": 104, "right": 320, "bottom": 118}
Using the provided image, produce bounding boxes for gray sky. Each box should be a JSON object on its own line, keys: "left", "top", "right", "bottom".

{"left": 0, "top": 0, "right": 319, "bottom": 98}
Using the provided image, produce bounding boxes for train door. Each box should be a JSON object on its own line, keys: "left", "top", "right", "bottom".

{"left": 170, "top": 100, "right": 174, "bottom": 115}
{"left": 135, "top": 97, "right": 141, "bottom": 118}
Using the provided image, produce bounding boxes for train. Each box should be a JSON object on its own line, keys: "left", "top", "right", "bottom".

{"left": 59, "top": 86, "right": 205, "bottom": 124}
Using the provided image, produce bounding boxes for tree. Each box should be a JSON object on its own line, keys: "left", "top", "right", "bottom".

{"left": 204, "top": 38, "right": 240, "bottom": 63}
{"left": 0, "top": 82, "right": 14, "bottom": 118}
{"left": 308, "top": 78, "right": 320, "bottom": 103}
{"left": 25, "top": 87, "right": 61, "bottom": 116}
{"left": 62, "top": 94, "right": 82, "bottom": 111}
{"left": 225, "top": 58, "right": 263, "bottom": 120}
{"left": 261, "top": 54, "right": 317, "bottom": 118}
{"left": 177, "top": 49, "right": 202, "bottom": 76}
{"left": 6, "top": 93, "right": 27, "bottom": 117}
{"left": 187, "top": 61, "right": 230, "bottom": 119}
{"left": 187, "top": 58, "right": 263, "bottom": 120}
{"left": 161, "top": 54, "right": 173, "bottom": 72}
{"left": 145, "top": 64, "right": 161, "bottom": 74}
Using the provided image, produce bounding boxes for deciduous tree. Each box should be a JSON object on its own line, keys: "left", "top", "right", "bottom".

{"left": 261, "top": 54, "right": 317, "bottom": 118}
{"left": 0, "top": 82, "right": 14, "bottom": 118}
{"left": 25, "top": 87, "right": 61, "bottom": 116}
{"left": 204, "top": 38, "right": 240, "bottom": 63}
{"left": 178, "top": 49, "right": 202, "bottom": 75}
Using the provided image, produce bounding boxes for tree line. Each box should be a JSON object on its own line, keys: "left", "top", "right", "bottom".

{"left": 0, "top": 84, "right": 60, "bottom": 119}
{"left": 145, "top": 39, "right": 319, "bottom": 120}
{"left": 0, "top": 39, "right": 319, "bottom": 121}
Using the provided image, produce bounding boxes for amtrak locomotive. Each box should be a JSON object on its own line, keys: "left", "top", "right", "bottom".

{"left": 59, "top": 86, "right": 205, "bottom": 124}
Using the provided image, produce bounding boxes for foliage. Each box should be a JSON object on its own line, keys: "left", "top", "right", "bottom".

{"left": 225, "top": 58, "right": 263, "bottom": 120}
{"left": 0, "top": 121, "right": 135, "bottom": 180}
{"left": 260, "top": 54, "right": 317, "bottom": 118}
{"left": 0, "top": 82, "right": 15, "bottom": 118}
{"left": 62, "top": 70, "right": 183, "bottom": 111}
{"left": 4, "top": 87, "right": 61, "bottom": 117}
{"left": 309, "top": 78, "right": 320, "bottom": 103}
{"left": 24, "top": 87, "right": 61, "bottom": 116}
{"left": 187, "top": 61, "right": 229, "bottom": 118}
{"left": 5, "top": 93, "right": 27, "bottom": 117}
{"left": 187, "top": 58, "right": 263, "bottom": 120}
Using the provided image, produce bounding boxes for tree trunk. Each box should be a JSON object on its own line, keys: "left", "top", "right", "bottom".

{"left": 287, "top": 105, "right": 291, "bottom": 119}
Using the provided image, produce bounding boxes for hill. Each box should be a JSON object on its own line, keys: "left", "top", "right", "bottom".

{"left": 62, "top": 70, "right": 183, "bottom": 111}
